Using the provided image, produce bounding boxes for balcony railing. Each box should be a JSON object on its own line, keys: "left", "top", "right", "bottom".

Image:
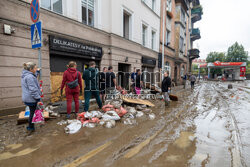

{"left": 191, "top": 28, "right": 201, "bottom": 41}
{"left": 189, "top": 49, "right": 200, "bottom": 60}
{"left": 191, "top": 6, "right": 203, "bottom": 23}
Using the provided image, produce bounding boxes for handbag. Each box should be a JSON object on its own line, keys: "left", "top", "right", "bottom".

{"left": 67, "top": 72, "right": 79, "bottom": 89}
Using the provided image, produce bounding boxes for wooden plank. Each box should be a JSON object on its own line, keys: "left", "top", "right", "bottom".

{"left": 122, "top": 97, "right": 155, "bottom": 107}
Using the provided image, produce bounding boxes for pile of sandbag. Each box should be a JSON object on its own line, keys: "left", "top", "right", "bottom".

{"left": 57, "top": 100, "right": 156, "bottom": 134}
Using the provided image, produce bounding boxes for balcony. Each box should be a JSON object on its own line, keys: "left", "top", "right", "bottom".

{"left": 189, "top": 48, "right": 200, "bottom": 60}
{"left": 191, "top": 28, "right": 201, "bottom": 41}
{"left": 175, "top": 0, "right": 189, "bottom": 11}
{"left": 191, "top": 6, "right": 203, "bottom": 23}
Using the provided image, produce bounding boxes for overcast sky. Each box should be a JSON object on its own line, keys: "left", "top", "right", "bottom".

{"left": 193, "top": 0, "right": 250, "bottom": 59}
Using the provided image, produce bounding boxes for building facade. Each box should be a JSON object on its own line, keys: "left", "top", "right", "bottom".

{"left": 189, "top": 0, "right": 203, "bottom": 71}
{"left": 0, "top": 0, "right": 160, "bottom": 113}
{"left": 160, "top": 0, "right": 192, "bottom": 85}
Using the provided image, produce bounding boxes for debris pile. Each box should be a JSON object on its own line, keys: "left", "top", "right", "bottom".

{"left": 57, "top": 99, "right": 157, "bottom": 134}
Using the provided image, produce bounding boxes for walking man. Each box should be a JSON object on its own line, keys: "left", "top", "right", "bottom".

{"left": 183, "top": 73, "right": 187, "bottom": 89}
{"left": 162, "top": 71, "right": 171, "bottom": 106}
{"left": 190, "top": 74, "right": 196, "bottom": 90}
{"left": 82, "top": 61, "right": 102, "bottom": 112}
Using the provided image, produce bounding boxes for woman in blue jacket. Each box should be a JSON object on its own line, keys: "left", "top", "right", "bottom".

{"left": 21, "top": 62, "right": 41, "bottom": 131}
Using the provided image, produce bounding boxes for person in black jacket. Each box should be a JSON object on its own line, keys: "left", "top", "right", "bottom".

{"left": 162, "top": 71, "right": 171, "bottom": 106}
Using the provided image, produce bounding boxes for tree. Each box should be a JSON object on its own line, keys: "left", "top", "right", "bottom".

{"left": 225, "top": 42, "right": 248, "bottom": 62}
{"left": 206, "top": 52, "right": 225, "bottom": 63}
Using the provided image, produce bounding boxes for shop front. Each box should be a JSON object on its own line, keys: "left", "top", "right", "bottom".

{"left": 49, "top": 36, "right": 103, "bottom": 102}
{"left": 142, "top": 56, "right": 157, "bottom": 85}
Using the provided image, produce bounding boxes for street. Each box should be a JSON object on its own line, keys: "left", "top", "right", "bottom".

{"left": 0, "top": 81, "right": 250, "bottom": 167}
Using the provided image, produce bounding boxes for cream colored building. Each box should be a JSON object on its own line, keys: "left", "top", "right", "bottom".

{"left": 0, "top": 0, "right": 161, "bottom": 113}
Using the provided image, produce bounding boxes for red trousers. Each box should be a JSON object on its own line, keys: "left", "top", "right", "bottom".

{"left": 66, "top": 91, "right": 79, "bottom": 114}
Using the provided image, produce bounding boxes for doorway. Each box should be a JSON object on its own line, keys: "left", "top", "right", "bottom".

{"left": 118, "top": 63, "right": 130, "bottom": 89}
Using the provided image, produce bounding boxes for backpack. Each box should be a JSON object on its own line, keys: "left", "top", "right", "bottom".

{"left": 67, "top": 72, "right": 79, "bottom": 89}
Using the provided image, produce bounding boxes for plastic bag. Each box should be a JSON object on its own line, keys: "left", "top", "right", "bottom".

{"left": 127, "top": 107, "right": 137, "bottom": 115}
{"left": 115, "top": 107, "right": 127, "bottom": 117}
{"left": 148, "top": 113, "right": 156, "bottom": 120}
{"left": 84, "top": 111, "right": 103, "bottom": 119}
{"left": 123, "top": 118, "right": 137, "bottom": 125}
{"left": 102, "top": 111, "right": 120, "bottom": 121}
{"left": 136, "top": 111, "right": 144, "bottom": 118}
{"left": 105, "top": 120, "right": 116, "bottom": 128}
{"left": 32, "top": 109, "right": 44, "bottom": 124}
{"left": 102, "top": 104, "right": 114, "bottom": 112}
{"left": 65, "top": 120, "right": 82, "bottom": 134}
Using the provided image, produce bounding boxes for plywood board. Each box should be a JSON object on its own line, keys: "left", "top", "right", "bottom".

{"left": 50, "top": 72, "right": 84, "bottom": 103}
{"left": 122, "top": 98, "right": 155, "bottom": 107}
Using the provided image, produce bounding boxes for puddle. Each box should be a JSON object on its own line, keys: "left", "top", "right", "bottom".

{"left": 174, "top": 131, "right": 194, "bottom": 149}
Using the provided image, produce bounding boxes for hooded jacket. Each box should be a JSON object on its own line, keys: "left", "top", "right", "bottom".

{"left": 82, "top": 67, "right": 99, "bottom": 91}
{"left": 61, "top": 68, "right": 83, "bottom": 93}
{"left": 21, "top": 70, "right": 41, "bottom": 103}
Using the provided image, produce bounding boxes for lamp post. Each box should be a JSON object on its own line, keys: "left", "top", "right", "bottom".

{"left": 161, "top": 1, "right": 166, "bottom": 80}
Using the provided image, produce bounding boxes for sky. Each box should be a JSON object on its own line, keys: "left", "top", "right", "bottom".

{"left": 194, "top": 0, "right": 250, "bottom": 59}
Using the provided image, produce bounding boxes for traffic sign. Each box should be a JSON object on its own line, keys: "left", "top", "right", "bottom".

{"left": 31, "top": 21, "right": 42, "bottom": 49}
{"left": 30, "top": 0, "right": 40, "bottom": 23}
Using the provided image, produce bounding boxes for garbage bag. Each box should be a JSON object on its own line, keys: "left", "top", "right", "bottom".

{"left": 102, "top": 111, "right": 120, "bottom": 121}
{"left": 83, "top": 123, "right": 96, "bottom": 128}
{"left": 136, "top": 111, "right": 144, "bottom": 118}
{"left": 123, "top": 118, "right": 137, "bottom": 125}
{"left": 65, "top": 120, "right": 82, "bottom": 134}
{"left": 143, "top": 108, "right": 152, "bottom": 113}
{"left": 102, "top": 104, "right": 114, "bottom": 112}
{"left": 127, "top": 107, "right": 137, "bottom": 115}
{"left": 148, "top": 113, "right": 156, "bottom": 120}
{"left": 32, "top": 109, "right": 44, "bottom": 124}
{"left": 115, "top": 107, "right": 127, "bottom": 117}
{"left": 84, "top": 111, "right": 103, "bottom": 119}
{"left": 123, "top": 113, "right": 135, "bottom": 119}
{"left": 105, "top": 120, "right": 116, "bottom": 128}
{"left": 136, "top": 105, "right": 143, "bottom": 111}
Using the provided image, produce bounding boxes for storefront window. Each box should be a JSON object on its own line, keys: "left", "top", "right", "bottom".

{"left": 82, "top": 0, "right": 95, "bottom": 27}
{"left": 41, "top": 0, "right": 62, "bottom": 14}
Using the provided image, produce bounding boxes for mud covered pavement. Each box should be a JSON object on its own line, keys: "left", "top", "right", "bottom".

{"left": 0, "top": 81, "right": 250, "bottom": 167}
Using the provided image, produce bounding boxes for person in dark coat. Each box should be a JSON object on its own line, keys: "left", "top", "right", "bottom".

{"left": 99, "top": 67, "right": 107, "bottom": 102}
{"left": 162, "top": 71, "right": 171, "bottom": 106}
{"left": 21, "top": 62, "right": 41, "bottom": 131}
{"left": 61, "top": 61, "right": 83, "bottom": 118}
{"left": 135, "top": 69, "right": 143, "bottom": 95}
{"left": 82, "top": 61, "right": 102, "bottom": 112}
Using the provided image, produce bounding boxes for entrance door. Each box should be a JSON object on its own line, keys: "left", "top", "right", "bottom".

{"left": 118, "top": 63, "right": 130, "bottom": 89}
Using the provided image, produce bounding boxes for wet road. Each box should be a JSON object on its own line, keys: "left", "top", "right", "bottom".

{"left": 0, "top": 81, "right": 250, "bottom": 167}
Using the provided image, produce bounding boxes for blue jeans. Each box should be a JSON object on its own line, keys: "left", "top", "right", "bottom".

{"left": 28, "top": 104, "right": 37, "bottom": 128}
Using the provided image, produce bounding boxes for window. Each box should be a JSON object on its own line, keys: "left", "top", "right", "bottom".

{"left": 164, "top": 62, "right": 171, "bottom": 76}
{"left": 166, "top": 0, "right": 172, "bottom": 12}
{"left": 142, "top": 25, "right": 147, "bottom": 46}
{"left": 166, "top": 16, "right": 171, "bottom": 45}
{"left": 123, "top": 12, "right": 131, "bottom": 40}
{"left": 82, "top": 0, "right": 94, "bottom": 26}
{"left": 179, "top": 36, "right": 184, "bottom": 52}
{"left": 151, "top": 31, "right": 156, "bottom": 49}
{"left": 152, "top": 0, "right": 155, "bottom": 11}
{"left": 166, "top": 30, "right": 171, "bottom": 45}
{"left": 41, "top": 0, "right": 62, "bottom": 14}
{"left": 181, "top": 8, "right": 186, "bottom": 25}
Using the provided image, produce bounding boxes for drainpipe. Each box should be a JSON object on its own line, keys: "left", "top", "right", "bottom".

{"left": 161, "top": 0, "right": 166, "bottom": 80}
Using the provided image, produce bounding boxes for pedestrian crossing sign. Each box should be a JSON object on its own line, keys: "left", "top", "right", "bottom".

{"left": 31, "top": 21, "right": 42, "bottom": 49}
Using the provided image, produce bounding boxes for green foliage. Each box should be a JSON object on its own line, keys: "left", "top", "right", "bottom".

{"left": 206, "top": 52, "right": 225, "bottom": 63}
{"left": 225, "top": 42, "right": 248, "bottom": 62}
